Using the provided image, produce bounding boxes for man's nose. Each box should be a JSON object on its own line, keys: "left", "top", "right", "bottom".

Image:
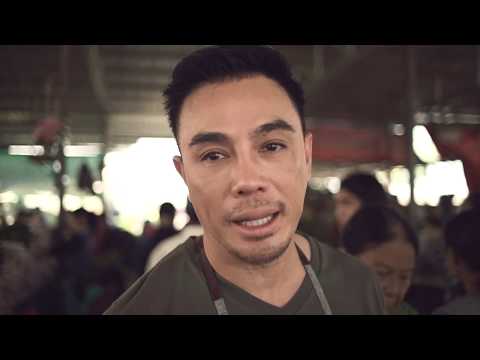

{"left": 231, "top": 156, "right": 267, "bottom": 197}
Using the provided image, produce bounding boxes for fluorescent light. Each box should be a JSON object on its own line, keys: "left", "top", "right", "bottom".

{"left": 0, "top": 191, "right": 19, "bottom": 204}
{"left": 8, "top": 144, "right": 102, "bottom": 157}
{"left": 82, "top": 196, "right": 104, "bottom": 215}
{"left": 8, "top": 145, "right": 44, "bottom": 156}
{"left": 6, "top": 215, "right": 15, "bottom": 226}
{"left": 392, "top": 123, "right": 405, "bottom": 136}
{"left": 387, "top": 161, "right": 470, "bottom": 207}
{"left": 388, "top": 166, "right": 411, "bottom": 206}
{"left": 63, "top": 194, "right": 82, "bottom": 211}
{"left": 93, "top": 181, "right": 104, "bottom": 194}
{"left": 413, "top": 125, "right": 441, "bottom": 163}
{"left": 325, "top": 177, "right": 340, "bottom": 194}
{"left": 64, "top": 144, "right": 102, "bottom": 157}
{"left": 23, "top": 192, "right": 60, "bottom": 215}
{"left": 308, "top": 177, "right": 324, "bottom": 191}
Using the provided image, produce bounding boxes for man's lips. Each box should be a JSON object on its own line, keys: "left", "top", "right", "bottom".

{"left": 229, "top": 209, "right": 281, "bottom": 239}
{"left": 234, "top": 212, "right": 279, "bottom": 228}
{"left": 229, "top": 208, "right": 281, "bottom": 224}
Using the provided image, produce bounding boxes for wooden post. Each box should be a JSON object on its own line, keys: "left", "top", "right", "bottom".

{"left": 407, "top": 46, "right": 419, "bottom": 224}
{"left": 56, "top": 45, "right": 70, "bottom": 227}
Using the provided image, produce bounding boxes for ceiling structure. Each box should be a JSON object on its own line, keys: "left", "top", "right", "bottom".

{"left": 1, "top": 45, "right": 479, "bottom": 151}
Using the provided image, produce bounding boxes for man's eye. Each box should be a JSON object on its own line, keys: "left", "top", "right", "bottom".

{"left": 262, "top": 143, "right": 286, "bottom": 152}
{"left": 201, "top": 152, "right": 225, "bottom": 162}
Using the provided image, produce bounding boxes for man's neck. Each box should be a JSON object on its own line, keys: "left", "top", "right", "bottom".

{"left": 204, "top": 234, "right": 311, "bottom": 308}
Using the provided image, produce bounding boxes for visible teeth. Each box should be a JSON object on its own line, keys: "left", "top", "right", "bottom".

{"left": 241, "top": 215, "right": 273, "bottom": 228}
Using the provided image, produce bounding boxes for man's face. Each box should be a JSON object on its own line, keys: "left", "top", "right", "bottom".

{"left": 174, "top": 75, "right": 312, "bottom": 266}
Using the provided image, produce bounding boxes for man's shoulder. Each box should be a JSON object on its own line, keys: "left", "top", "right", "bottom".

{"left": 313, "top": 238, "right": 372, "bottom": 278}
{"left": 104, "top": 238, "right": 198, "bottom": 315}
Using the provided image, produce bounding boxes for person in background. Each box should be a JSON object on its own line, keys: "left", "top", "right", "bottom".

{"left": 334, "top": 172, "right": 388, "bottom": 249}
{"left": 142, "top": 221, "right": 156, "bottom": 241}
{"left": 433, "top": 208, "right": 480, "bottom": 315}
{"left": 342, "top": 205, "right": 418, "bottom": 315}
{"left": 131, "top": 220, "right": 157, "bottom": 275}
{"left": 298, "top": 188, "right": 337, "bottom": 248}
{"left": 153, "top": 203, "right": 178, "bottom": 243}
{"left": 406, "top": 206, "right": 449, "bottom": 314}
{"left": 0, "top": 209, "right": 56, "bottom": 314}
{"left": 49, "top": 210, "right": 94, "bottom": 314}
{"left": 146, "top": 200, "right": 203, "bottom": 272}
{"left": 335, "top": 172, "right": 389, "bottom": 232}
{"left": 135, "top": 202, "right": 179, "bottom": 275}
{"left": 86, "top": 212, "right": 138, "bottom": 314}
{"left": 461, "top": 192, "right": 480, "bottom": 212}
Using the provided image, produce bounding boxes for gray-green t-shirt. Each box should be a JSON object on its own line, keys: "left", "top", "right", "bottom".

{"left": 105, "top": 234, "right": 385, "bottom": 315}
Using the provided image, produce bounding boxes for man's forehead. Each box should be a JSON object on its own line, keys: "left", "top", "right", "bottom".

{"left": 179, "top": 75, "right": 300, "bottom": 124}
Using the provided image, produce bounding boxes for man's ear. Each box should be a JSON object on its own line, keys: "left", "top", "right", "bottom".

{"left": 173, "top": 155, "right": 186, "bottom": 183}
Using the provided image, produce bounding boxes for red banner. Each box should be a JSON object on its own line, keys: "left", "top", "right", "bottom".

{"left": 310, "top": 124, "right": 408, "bottom": 165}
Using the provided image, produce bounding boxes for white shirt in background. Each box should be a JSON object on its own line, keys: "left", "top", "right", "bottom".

{"left": 145, "top": 224, "right": 203, "bottom": 272}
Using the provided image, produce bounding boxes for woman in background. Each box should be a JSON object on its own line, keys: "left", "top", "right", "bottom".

{"left": 334, "top": 172, "right": 388, "bottom": 249}
{"left": 433, "top": 208, "right": 480, "bottom": 315}
{"left": 342, "top": 205, "right": 418, "bottom": 315}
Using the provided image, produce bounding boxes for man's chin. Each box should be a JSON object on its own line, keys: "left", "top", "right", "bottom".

{"left": 228, "top": 235, "right": 292, "bottom": 267}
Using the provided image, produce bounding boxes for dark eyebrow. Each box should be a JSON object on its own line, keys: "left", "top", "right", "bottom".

{"left": 253, "top": 119, "right": 295, "bottom": 136}
{"left": 189, "top": 132, "right": 229, "bottom": 148}
{"left": 188, "top": 119, "right": 295, "bottom": 147}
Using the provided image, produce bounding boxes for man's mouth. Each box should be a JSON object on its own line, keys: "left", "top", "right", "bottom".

{"left": 231, "top": 211, "right": 281, "bottom": 238}
{"left": 235, "top": 213, "right": 278, "bottom": 228}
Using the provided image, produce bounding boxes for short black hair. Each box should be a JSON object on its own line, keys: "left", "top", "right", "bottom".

{"left": 341, "top": 172, "right": 388, "bottom": 206}
{"left": 342, "top": 205, "right": 418, "bottom": 256}
{"left": 159, "top": 202, "right": 176, "bottom": 217}
{"left": 163, "top": 46, "right": 305, "bottom": 141}
{"left": 444, "top": 209, "right": 480, "bottom": 272}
